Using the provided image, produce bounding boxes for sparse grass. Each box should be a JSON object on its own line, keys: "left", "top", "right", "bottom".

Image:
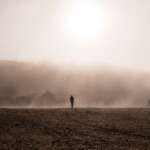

{"left": 0, "top": 108, "right": 150, "bottom": 150}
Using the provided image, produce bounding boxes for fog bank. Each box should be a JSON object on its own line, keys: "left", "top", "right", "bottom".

{"left": 0, "top": 60, "right": 150, "bottom": 107}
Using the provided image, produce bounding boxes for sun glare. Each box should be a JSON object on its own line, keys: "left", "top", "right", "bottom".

{"left": 66, "top": 1, "right": 105, "bottom": 39}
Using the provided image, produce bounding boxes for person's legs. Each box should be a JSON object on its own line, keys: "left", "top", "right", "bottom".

{"left": 71, "top": 101, "right": 73, "bottom": 109}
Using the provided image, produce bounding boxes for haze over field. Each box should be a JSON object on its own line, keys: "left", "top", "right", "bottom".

{"left": 0, "top": 61, "right": 150, "bottom": 107}
{"left": 0, "top": 0, "right": 150, "bottom": 107}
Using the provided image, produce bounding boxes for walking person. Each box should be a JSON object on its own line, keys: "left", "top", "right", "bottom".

{"left": 70, "top": 95, "right": 74, "bottom": 109}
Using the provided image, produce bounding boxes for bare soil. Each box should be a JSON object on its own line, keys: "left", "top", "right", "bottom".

{"left": 0, "top": 108, "right": 150, "bottom": 150}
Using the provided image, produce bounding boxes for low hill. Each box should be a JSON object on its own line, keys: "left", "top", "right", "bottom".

{"left": 0, "top": 60, "right": 150, "bottom": 107}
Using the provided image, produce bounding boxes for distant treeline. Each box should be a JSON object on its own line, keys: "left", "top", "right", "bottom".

{"left": 0, "top": 90, "right": 65, "bottom": 107}
{"left": 0, "top": 60, "right": 150, "bottom": 107}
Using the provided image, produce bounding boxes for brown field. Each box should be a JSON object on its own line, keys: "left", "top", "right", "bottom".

{"left": 0, "top": 108, "right": 150, "bottom": 150}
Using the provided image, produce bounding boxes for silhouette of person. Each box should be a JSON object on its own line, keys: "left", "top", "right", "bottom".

{"left": 70, "top": 95, "right": 74, "bottom": 109}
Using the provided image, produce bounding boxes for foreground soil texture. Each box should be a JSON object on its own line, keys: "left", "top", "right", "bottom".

{"left": 0, "top": 108, "right": 150, "bottom": 150}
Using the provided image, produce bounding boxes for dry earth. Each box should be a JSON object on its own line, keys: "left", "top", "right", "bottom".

{"left": 0, "top": 108, "right": 150, "bottom": 150}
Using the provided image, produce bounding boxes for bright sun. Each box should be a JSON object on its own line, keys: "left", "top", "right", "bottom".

{"left": 66, "top": 1, "right": 105, "bottom": 39}
{"left": 62, "top": 0, "right": 108, "bottom": 64}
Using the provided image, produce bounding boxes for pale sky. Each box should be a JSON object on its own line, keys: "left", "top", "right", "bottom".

{"left": 0, "top": 0, "right": 150, "bottom": 71}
